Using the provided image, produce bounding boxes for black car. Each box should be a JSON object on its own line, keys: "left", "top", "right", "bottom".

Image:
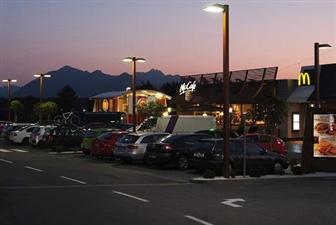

{"left": 191, "top": 138, "right": 288, "bottom": 176}
{"left": 146, "top": 133, "right": 211, "bottom": 170}
{"left": 50, "top": 124, "right": 85, "bottom": 151}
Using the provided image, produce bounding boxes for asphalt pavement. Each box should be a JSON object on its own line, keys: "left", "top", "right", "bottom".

{"left": 0, "top": 139, "right": 335, "bottom": 225}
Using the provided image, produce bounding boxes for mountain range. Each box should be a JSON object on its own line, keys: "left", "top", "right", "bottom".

{"left": 7, "top": 66, "right": 181, "bottom": 98}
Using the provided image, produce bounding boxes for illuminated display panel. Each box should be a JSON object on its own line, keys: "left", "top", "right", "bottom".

{"left": 313, "top": 114, "right": 336, "bottom": 158}
{"left": 292, "top": 113, "right": 300, "bottom": 131}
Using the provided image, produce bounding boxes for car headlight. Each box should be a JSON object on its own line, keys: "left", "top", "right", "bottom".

{"left": 213, "top": 154, "right": 224, "bottom": 160}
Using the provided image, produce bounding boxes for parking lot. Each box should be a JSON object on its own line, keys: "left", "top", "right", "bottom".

{"left": 1, "top": 139, "right": 335, "bottom": 225}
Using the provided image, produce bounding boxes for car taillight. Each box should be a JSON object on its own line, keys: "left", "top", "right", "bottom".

{"left": 164, "top": 144, "right": 172, "bottom": 152}
{"left": 127, "top": 145, "right": 138, "bottom": 149}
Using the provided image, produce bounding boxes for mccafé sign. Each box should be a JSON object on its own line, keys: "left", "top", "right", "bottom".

{"left": 179, "top": 80, "right": 197, "bottom": 95}
{"left": 298, "top": 72, "right": 311, "bottom": 86}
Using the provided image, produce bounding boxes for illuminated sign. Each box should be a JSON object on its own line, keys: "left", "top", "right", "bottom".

{"left": 298, "top": 72, "right": 311, "bottom": 86}
{"left": 102, "top": 99, "right": 109, "bottom": 112}
{"left": 179, "top": 80, "right": 197, "bottom": 95}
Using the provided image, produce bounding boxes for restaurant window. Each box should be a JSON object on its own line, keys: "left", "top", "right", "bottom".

{"left": 292, "top": 113, "right": 300, "bottom": 131}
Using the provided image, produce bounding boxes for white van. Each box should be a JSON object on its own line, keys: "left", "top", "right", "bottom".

{"left": 154, "top": 115, "right": 216, "bottom": 133}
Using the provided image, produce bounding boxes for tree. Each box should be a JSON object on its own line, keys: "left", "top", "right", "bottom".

{"left": 57, "top": 85, "right": 78, "bottom": 112}
{"left": 10, "top": 100, "right": 24, "bottom": 122}
{"left": 251, "top": 95, "right": 287, "bottom": 134}
{"left": 137, "top": 101, "right": 166, "bottom": 118}
{"left": 160, "top": 81, "right": 179, "bottom": 98}
{"left": 34, "top": 101, "right": 58, "bottom": 121}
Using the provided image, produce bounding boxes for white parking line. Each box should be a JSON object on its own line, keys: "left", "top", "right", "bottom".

{"left": 113, "top": 191, "right": 149, "bottom": 203}
{"left": 24, "top": 166, "right": 43, "bottom": 172}
{"left": 11, "top": 149, "right": 28, "bottom": 153}
{"left": 0, "top": 158, "right": 13, "bottom": 164}
{"left": 0, "top": 149, "right": 11, "bottom": 153}
{"left": 184, "top": 215, "right": 214, "bottom": 225}
{"left": 60, "top": 176, "right": 87, "bottom": 185}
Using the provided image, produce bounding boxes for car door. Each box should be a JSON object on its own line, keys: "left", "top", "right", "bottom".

{"left": 246, "top": 142, "right": 270, "bottom": 170}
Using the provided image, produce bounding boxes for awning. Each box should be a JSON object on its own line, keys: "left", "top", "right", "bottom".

{"left": 287, "top": 85, "right": 315, "bottom": 103}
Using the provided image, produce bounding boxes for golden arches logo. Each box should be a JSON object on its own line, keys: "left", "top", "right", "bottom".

{"left": 298, "top": 72, "right": 311, "bottom": 86}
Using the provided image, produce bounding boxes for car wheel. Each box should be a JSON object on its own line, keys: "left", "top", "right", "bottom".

{"left": 273, "top": 162, "right": 284, "bottom": 175}
{"left": 177, "top": 155, "right": 188, "bottom": 170}
{"left": 22, "top": 138, "right": 29, "bottom": 145}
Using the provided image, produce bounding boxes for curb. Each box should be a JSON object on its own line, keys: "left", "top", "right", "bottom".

{"left": 190, "top": 173, "right": 336, "bottom": 183}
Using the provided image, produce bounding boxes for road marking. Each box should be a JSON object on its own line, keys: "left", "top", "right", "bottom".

{"left": 113, "top": 191, "right": 149, "bottom": 203}
{"left": 221, "top": 198, "right": 245, "bottom": 208}
{"left": 24, "top": 166, "right": 43, "bottom": 172}
{"left": 60, "top": 176, "right": 87, "bottom": 185}
{"left": 184, "top": 215, "right": 213, "bottom": 225}
{"left": 0, "top": 149, "right": 11, "bottom": 153}
{"left": 0, "top": 182, "right": 190, "bottom": 190}
{"left": 11, "top": 149, "right": 28, "bottom": 153}
{"left": 0, "top": 158, "right": 13, "bottom": 164}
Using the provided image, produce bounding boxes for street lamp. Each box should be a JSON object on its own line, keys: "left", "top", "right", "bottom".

{"left": 122, "top": 57, "right": 146, "bottom": 133}
{"left": 33, "top": 73, "right": 51, "bottom": 122}
{"left": 314, "top": 42, "right": 331, "bottom": 108}
{"left": 2, "top": 79, "right": 17, "bottom": 121}
{"left": 204, "top": 3, "right": 231, "bottom": 178}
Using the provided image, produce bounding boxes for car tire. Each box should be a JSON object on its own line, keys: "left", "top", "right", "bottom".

{"left": 273, "top": 162, "right": 284, "bottom": 175}
{"left": 177, "top": 155, "right": 189, "bottom": 170}
{"left": 22, "top": 138, "right": 29, "bottom": 145}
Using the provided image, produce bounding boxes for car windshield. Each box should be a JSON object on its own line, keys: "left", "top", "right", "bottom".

{"left": 118, "top": 134, "right": 140, "bottom": 144}
{"left": 31, "top": 127, "right": 41, "bottom": 134}
{"left": 84, "top": 130, "right": 98, "bottom": 138}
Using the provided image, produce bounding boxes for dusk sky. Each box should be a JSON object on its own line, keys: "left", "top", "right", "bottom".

{"left": 1, "top": 0, "right": 335, "bottom": 86}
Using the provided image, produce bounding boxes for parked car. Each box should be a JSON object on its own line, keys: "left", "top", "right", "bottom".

{"left": 2, "top": 123, "right": 34, "bottom": 140}
{"left": 191, "top": 138, "right": 289, "bottom": 176}
{"left": 195, "top": 129, "right": 239, "bottom": 138}
{"left": 90, "top": 131, "right": 128, "bottom": 157}
{"left": 242, "top": 133, "right": 287, "bottom": 156}
{"left": 0, "top": 121, "right": 12, "bottom": 136}
{"left": 146, "top": 133, "right": 211, "bottom": 170}
{"left": 114, "top": 132, "right": 169, "bottom": 163}
{"left": 49, "top": 125, "right": 85, "bottom": 151}
{"left": 81, "top": 128, "right": 116, "bottom": 155}
{"left": 29, "top": 125, "right": 56, "bottom": 147}
{"left": 9, "top": 125, "right": 40, "bottom": 144}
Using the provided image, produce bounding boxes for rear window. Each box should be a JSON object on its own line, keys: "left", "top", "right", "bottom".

{"left": 84, "top": 130, "right": 98, "bottom": 138}
{"left": 194, "top": 140, "right": 216, "bottom": 151}
{"left": 97, "top": 132, "right": 113, "bottom": 140}
{"left": 159, "top": 135, "right": 183, "bottom": 144}
{"left": 118, "top": 134, "right": 140, "bottom": 144}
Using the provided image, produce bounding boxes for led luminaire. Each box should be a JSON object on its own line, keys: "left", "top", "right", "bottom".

{"left": 203, "top": 3, "right": 225, "bottom": 13}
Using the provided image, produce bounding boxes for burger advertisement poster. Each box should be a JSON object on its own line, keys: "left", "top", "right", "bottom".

{"left": 313, "top": 114, "right": 336, "bottom": 158}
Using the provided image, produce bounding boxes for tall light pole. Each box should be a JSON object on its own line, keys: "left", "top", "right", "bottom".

{"left": 314, "top": 42, "right": 331, "bottom": 108}
{"left": 204, "top": 3, "right": 231, "bottom": 178}
{"left": 122, "top": 57, "right": 146, "bottom": 133}
{"left": 33, "top": 73, "right": 51, "bottom": 122}
{"left": 2, "top": 79, "right": 17, "bottom": 121}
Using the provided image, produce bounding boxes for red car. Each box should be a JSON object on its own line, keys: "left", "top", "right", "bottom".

{"left": 244, "top": 133, "right": 287, "bottom": 156}
{"left": 90, "top": 131, "right": 128, "bottom": 157}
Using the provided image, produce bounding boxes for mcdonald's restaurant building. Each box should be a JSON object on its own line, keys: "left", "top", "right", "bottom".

{"left": 280, "top": 63, "right": 336, "bottom": 140}
{"left": 175, "top": 63, "right": 336, "bottom": 141}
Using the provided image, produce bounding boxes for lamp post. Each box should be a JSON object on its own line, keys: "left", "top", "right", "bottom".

{"left": 33, "top": 73, "right": 51, "bottom": 122}
{"left": 122, "top": 57, "right": 146, "bottom": 133}
{"left": 314, "top": 42, "right": 331, "bottom": 108}
{"left": 204, "top": 3, "right": 231, "bottom": 178}
{"left": 2, "top": 79, "right": 17, "bottom": 121}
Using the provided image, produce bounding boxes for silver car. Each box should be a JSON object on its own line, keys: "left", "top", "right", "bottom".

{"left": 114, "top": 132, "right": 169, "bottom": 163}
